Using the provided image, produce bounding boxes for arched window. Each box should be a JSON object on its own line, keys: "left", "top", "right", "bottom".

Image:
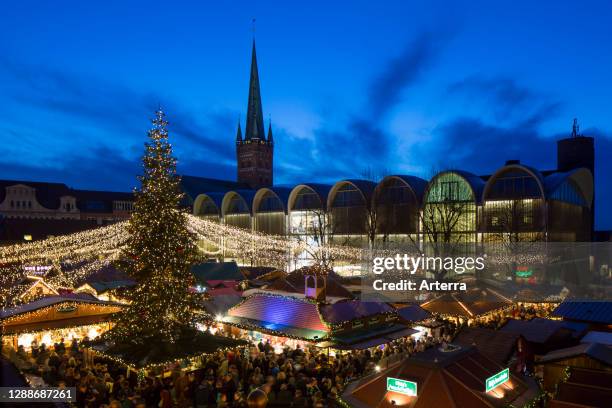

{"left": 483, "top": 167, "right": 545, "bottom": 241}
{"left": 254, "top": 190, "right": 286, "bottom": 235}
{"left": 423, "top": 172, "right": 478, "bottom": 243}
{"left": 374, "top": 177, "right": 419, "bottom": 235}
{"left": 223, "top": 192, "right": 252, "bottom": 230}
{"left": 330, "top": 183, "right": 368, "bottom": 235}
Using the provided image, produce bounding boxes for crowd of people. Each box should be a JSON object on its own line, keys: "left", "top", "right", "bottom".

{"left": 1, "top": 322, "right": 456, "bottom": 408}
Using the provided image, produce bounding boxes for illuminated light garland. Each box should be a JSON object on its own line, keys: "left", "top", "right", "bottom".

{"left": 86, "top": 345, "right": 244, "bottom": 372}
{"left": 0, "top": 214, "right": 365, "bottom": 271}
{"left": 1, "top": 215, "right": 367, "bottom": 308}
{"left": 1, "top": 301, "right": 123, "bottom": 324}
{"left": 18, "top": 276, "right": 59, "bottom": 299}
{"left": 7, "top": 323, "right": 112, "bottom": 348}
{"left": 0, "top": 302, "right": 122, "bottom": 339}
{"left": 451, "top": 294, "right": 475, "bottom": 317}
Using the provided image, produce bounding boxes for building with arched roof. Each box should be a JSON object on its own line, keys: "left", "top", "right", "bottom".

{"left": 286, "top": 183, "right": 331, "bottom": 237}
{"left": 482, "top": 161, "right": 593, "bottom": 242}
{"left": 222, "top": 190, "right": 254, "bottom": 230}
{"left": 372, "top": 175, "right": 428, "bottom": 240}
{"left": 422, "top": 170, "right": 484, "bottom": 244}
{"left": 193, "top": 192, "right": 224, "bottom": 222}
{"left": 544, "top": 167, "right": 593, "bottom": 242}
{"left": 328, "top": 179, "right": 377, "bottom": 239}
{"left": 482, "top": 162, "right": 547, "bottom": 242}
{"left": 182, "top": 157, "right": 594, "bottom": 272}
{"left": 252, "top": 187, "right": 291, "bottom": 235}
{"left": 285, "top": 183, "right": 333, "bottom": 268}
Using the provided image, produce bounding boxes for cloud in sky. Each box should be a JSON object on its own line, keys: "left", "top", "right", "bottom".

{"left": 423, "top": 75, "right": 566, "bottom": 170}
{"left": 446, "top": 76, "right": 564, "bottom": 126}
{"left": 369, "top": 32, "right": 450, "bottom": 120}
{"left": 282, "top": 31, "right": 454, "bottom": 182}
{"left": 0, "top": 56, "right": 239, "bottom": 189}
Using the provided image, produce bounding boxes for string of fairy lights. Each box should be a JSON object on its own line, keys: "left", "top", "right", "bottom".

{"left": 0, "top": 215, "right": 365, "bottom": 307}
{"left": 0, "top": 213, "right": 557, "bottom": 310}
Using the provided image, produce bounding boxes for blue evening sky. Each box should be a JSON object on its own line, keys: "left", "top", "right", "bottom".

{"left": 1, "top": 1, "right": 611, "bottom": 228}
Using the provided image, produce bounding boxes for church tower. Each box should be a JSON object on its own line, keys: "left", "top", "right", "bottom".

{"left": 236, "top": 41, "right": 274, "bottom": 188}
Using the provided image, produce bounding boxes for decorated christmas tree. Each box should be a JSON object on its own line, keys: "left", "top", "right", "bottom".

{"left": 111, "top": 109, "right": 199, "bottom": 344}
{"left": 93, "top": 109, "right": 244, "bottom": 369}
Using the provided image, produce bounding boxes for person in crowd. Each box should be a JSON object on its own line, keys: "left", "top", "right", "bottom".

{"left": 5, "top": 320, "right": 465, "bottom": 408}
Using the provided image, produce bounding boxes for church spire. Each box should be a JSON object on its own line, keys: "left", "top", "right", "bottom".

{"left": 236, "top": 36, "right": 274, "bottom": 189}
{"left": 245, "top": 40, "right": 266, "bottom": 141}
{"left": 236, "top": 120, "right": 243, "bottom": 143}
{"left": 267, "top": 119, "right": 273, "bottom": 145}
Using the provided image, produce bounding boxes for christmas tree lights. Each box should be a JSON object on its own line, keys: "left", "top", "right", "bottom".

{"left": 106, "top": 109, "right": 201, "bottom": 345}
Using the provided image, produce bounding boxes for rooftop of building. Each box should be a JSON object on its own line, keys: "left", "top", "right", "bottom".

{"left": 191, "top": 261, "right": 245, "bottom": 283}
{"left": 343, "top": 345, "right": 534, "bottom": 408}
{"left": 499, "top": 317, "right": 588, "bottom": 344}
{"left": 420, "top": 281, "right": 513, "bottom": 318}
{"left": 453, "top": 327, "right": 520, "bottom": 364}
{"left": 536, "top": 342, "right": 612, "bottom": 366}
{"left": 548, "top": 367, "right": 612, "bottom": 408}
{"left": 264, "top": 267, "right": 354, "bottom": 299}
{"left": 0, "top": 179, "right": 133, "bottom": 212}
{"left": 552, "top": 300, "right": 612, "bottom": 325}
{"left": 224, "top": 292, "right": 396, "bottom": 341}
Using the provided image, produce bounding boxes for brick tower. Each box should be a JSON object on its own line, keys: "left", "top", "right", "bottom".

{"left": 236, "top": 40, "right": 274, "bottom": 188}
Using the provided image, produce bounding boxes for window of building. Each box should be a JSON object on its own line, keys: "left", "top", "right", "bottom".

{"left": 440, "top": 181, "right": 460, "bottom": 201}
{"left": 491, "top": 216, "right": 499, "bottom": 226}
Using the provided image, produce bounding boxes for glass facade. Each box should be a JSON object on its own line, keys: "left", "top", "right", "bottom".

{"left": 483, "top": 168, "right": 545, "bottom": 243}
{"left": 191, "top": 165, "right": 593, "bottom": 268}
{"left": 288, "top": 187, "right": 327, "bottom": 268}
{"left": 254, "top": 190, "right": 285, "bottom": 235}
{"left": 423, "top": 172, "right": 477, "bottom": 243}
{"left": 374, "top": 177, "right": 419, "bottom": 236}
{"left": 330, "top": 183, "right": 367, "bottom": 235}
{"left": 194, "top": 195, "right": 220, "bottom": 222}
{"left": 224, "top": 193, "right": 251, "bottom": 230}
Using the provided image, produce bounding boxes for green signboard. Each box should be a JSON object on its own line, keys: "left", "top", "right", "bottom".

{"left": 515, "top": 266, "right": 533, "bottom": 278}
{"left": 387, "top": 377, "right": 417, "bottom": 396}
{"left": 485, "top": 368, "right": 509, "bottom": 392}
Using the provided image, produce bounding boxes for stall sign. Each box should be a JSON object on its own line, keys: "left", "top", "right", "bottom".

{"left": 387, "top": 377, "right": 417, "bottom": 396}
{"left": 485, "top": 368, "right": 509, "bottom": 392}
{"left": 23, "top": 265, "right": 53, "bottom": 276}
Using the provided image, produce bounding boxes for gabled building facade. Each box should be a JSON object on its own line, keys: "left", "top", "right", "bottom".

{"left": 0, "top": 180, "right": 134, "bottom": 242}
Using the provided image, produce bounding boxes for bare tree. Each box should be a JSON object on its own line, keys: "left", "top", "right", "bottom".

{"left": 292, "top": 207, "right": 337, "bottom": 270}
{"left": 364, "top": 193, "right": 402, "bottom": 250}
{"left": 411, "top": 170, "right": 476, "bottom": 280}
